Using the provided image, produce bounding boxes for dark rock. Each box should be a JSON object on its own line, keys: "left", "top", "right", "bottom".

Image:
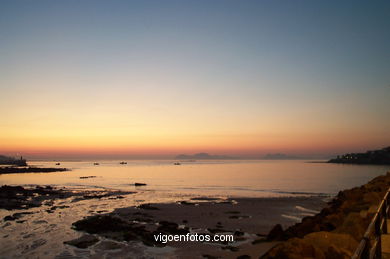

{"left": 79, "top": 176, "right": 96, "bottom": 179}
{"left": 94, "top": 240, "right": 123, "bottom": 250}
{"left": 229, "top": 215, "right": 250, "bottom": 219}
{"left": 4, "top": 215, "right": 15, "bottom": 221}
{"left": 72, "top": 214, "right": 162, "bottom": 247}
{"left": 73, "top": 215, "right": 133, "bottom": 233}
{"left": 225, "top": 211, "right": 240, "bottom": 214}
{"left": 3, "top": 211, "right": 35, "bottom": 221}
{"left": 234, "top": 230, "right": 245, "bottom": 236}
{"left": 31, "top": 238, "right": 47, "bottom": 249}
{"left": 221, "top": 245, "right": 239, "bottom": 252}
{"left": 178, "top": 201, "right": 197, "bottom": 205}
{"left": 262, "top": 172, "right": 390, "bottom": 258}
{"left": 83, "top": 194, "right": 110, "bottom": 199}
{"left": 50, "top": 205, "right": 70, "bottom": 210}
{"left": 267, "top": 224, "right": 284, "bottom": 241}
{"left": 108, "top": 195, "right": 124, "bottom": 200}
{"left": 133, "top": 212, "right": 153, "bottom": 217}
{"left": 138, "top": 204, "right": 159, "bottom": 210}
{"left": 64, "top": 234, "right": 99, "bottom": 248}
{"left": 133, "top": 183, "right": 147, "bottom": 186}
{"left": 252, "top": 238, "right": 266, "bottom": 244}
{"left": 0, "top": 167, "right": 68, "bottom": 174}
{"left": 157, "top": 221, "right": 189, "bottom": 235}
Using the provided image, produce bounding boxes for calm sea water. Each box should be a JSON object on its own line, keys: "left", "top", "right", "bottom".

{"left": 1, "top": 160, "right": 389, "bottom": 197}
{"left": 1, "top": 160, "right": 389, "bottom": 258}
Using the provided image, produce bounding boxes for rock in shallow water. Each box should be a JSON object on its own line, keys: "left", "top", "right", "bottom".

{"left": 94, "top": 240, "right": 124, "bottom": 250}
{"left": 30, "top": 238, "right": 47, "bottom": 249}
{"left": 71, "top": 214, "right": 190, "bottom": 247}
{"left": 72, "top": 215, "right": 133, "bottom": 233}
{"left": 64, "top": 234, "right": 99, "bottom": 248}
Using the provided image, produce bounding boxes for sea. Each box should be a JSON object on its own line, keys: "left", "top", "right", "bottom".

{"left": 1, "top": 160, "right": 389, "bottom": 258}
{"left": 1, "top": 159, "right": 389, "bottom": 198}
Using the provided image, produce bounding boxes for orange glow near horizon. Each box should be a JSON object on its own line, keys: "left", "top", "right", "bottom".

{"left": 1, "top": 120, "right": 388, "bottom": 158}
{"left": 1, "top": 87, "right": 389, "bottom": 158}
{"left": 1, "top": 1, "right": 389, "bottom": 158}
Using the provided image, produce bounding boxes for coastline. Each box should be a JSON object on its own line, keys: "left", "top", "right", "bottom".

{"left": 0, "top": 167, "right": 68, "bottom": 174}
{"left": 0, "top": 169, "right": 389, "bottom": 258}
{"left": 262, "top": 171, "right": 390, "bottom": 258}
{"left": 0, "top": 185, "right": 327, "bottom": 258}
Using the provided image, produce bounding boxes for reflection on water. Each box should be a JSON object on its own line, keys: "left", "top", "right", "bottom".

{"left": 0, "top": 189, "right": 185, "bottom": 258}
{"left": 1, "top": 160, "right": 389, "bottom": 258}
{"left": 1, "top": 160, "right": 389, "bottom": 197}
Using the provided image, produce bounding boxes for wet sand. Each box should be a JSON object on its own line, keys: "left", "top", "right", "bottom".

{"left": 0, "top": 184, "right": 329, "bottom": 258}
{"left": 114, "top": 196, "right": 327, "bottom": 235}
{"left": 66, "top": 196, "right": 328, "bottom": 258}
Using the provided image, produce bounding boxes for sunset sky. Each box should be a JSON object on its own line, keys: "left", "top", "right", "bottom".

{"left": 1, "top": 1, "right": 389, "bottom": 159}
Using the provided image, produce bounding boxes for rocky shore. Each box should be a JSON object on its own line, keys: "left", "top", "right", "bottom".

{"left": 65, "top": 196, "right": 326, "bottom": 258}
{"left": 2, "top": 171, "right": 388, "bottom": 258}
{"left": 0, "top": 185, "right": 134, "bottom": 211}
{"left": 262, "top": 171, "right": 390, "bottom": 258}
{"left": 0, "top": 166, "right": 68, "bottom": 174}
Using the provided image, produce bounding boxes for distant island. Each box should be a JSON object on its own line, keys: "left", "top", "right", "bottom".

{"left": 0, "top": 155, "right": 27, "bottom": 166}
{"left": 262, "top": 153, "right": 300, "bottom": 160}
{"left": 175, "top": 153, "right": 237, "bottom": 160}
{"left": 328, "top": 146, "right": 390, "bottom": 165}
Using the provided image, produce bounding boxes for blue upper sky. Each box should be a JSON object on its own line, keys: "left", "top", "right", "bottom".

{"left": 0, "top": 0, "right": 389, "bottom": 157}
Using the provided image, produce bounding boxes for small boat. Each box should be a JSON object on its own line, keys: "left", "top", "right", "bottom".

{"left": 120, "top": 161, "right": 127, "bottom": 164}
{"left": 55, "top": 163, "right": 61, "bottom": 165}
{"left": 93, "top": 162, "right": 99, "bottom": 166}
{"left": 174, "top": 162, "right": 181, "bottom": 165}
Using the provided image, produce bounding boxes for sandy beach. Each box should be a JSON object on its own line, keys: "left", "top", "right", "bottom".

{"left": 1, "top": 160, "right": 390, "bottom": 258}
{"left": 2, "top": 0, "right": 389, "bottom": 257}
{"left": 0, "top": 183, "right": 328, "bottom": 258}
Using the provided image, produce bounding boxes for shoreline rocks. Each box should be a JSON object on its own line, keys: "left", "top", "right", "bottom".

{"left": 79, "top": 176, "right": 96, "bottom": 179}
{"left": 0, "top": 166, "right": 68, "bottom": 174}
{"left": 64, "top": 234, "right": 99, "bottom": 248}
{"left": 71, "top": 214, "right": 189, "bottom": 247}
{"left": 133, "top": 183, "right": 147, "bottom": 186}
{"left": 0, "top": 185, "right": 135, "bottom": 210}
{"left": 262, "top": 171, "right": 390, "bottom": 258}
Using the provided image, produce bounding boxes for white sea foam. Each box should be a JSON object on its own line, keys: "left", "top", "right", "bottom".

{"left": 281, "top": 214, "right": 301, "bottom": 222}
{"left": 295, "top": 206, "right": 319, "bottom": 214}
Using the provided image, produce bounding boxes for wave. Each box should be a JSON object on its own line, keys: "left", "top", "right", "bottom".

{"left": 281, "top": 214, "right": 302, "bottom": 222}
{"left": 295, "top": 205, "right": 320, "bottom": 214}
